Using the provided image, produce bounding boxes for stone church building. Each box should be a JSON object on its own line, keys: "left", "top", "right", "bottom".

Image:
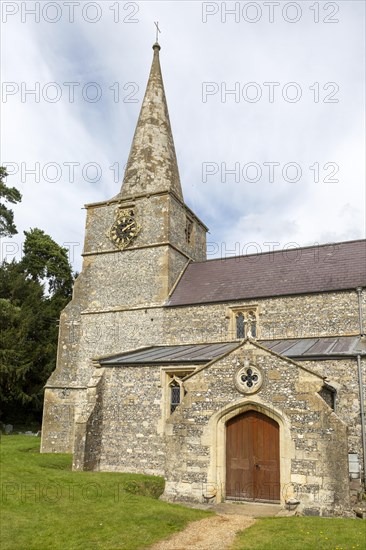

{"left": 41, "top": 43, "right": 366, "bottom": 516}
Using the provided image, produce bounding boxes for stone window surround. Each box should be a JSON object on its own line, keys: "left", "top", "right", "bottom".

{"left": 318, "top": 381, "right": 339, "bottom": 412}
{"left": 160, "top": 367, "right": 196, "bottom": 421}
{"left": 227, "top": 304, "right": 259, "bottom": 340}
{"left": 234, "top": 361, "right": 264, "bottom": 394}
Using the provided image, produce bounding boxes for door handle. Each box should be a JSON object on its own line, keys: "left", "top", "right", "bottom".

{"left": 255, "top": 463, "right": 261, "bottom": 470}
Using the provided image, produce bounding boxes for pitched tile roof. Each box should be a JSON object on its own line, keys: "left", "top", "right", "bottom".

{"left": 98, "top": 336, "right": 366, "bottom": 366}
{"left": 168, "top": 240, "right": 366, "bottom": 306}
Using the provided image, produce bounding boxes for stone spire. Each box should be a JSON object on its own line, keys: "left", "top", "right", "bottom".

{"left": 119, "top": 43, "right": 183, "bottom": 200}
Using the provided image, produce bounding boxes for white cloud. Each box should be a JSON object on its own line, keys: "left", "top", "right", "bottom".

{"left": 1, "top": 1, "right": 365, "bottom": 271}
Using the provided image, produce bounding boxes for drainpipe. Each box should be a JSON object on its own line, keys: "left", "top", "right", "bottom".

{"left": 357, "top": 355, "right": 366, "bottom": 486}
{"left": 356, "top": 287, "right": 366, "bottom": 486}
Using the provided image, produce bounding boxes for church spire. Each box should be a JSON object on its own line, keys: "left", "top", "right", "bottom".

{"left": 119, "top": 42, "right": 184, "bottom": 200}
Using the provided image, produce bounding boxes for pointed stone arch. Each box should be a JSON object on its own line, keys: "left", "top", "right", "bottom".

{"left": 202, "top": 396, "right": 295, "bottom": 504}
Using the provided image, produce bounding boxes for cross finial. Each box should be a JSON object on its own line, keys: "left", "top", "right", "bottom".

{"left": 154, "top": 21, "right": 161, "bottom": 43}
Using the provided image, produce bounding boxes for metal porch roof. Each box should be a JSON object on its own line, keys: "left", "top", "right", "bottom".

{"left": 98, "top": 336, "right": 366, "bottom": 366}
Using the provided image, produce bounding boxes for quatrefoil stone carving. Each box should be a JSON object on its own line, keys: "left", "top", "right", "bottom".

{"left": 235, "top": 360, "right": 263, "bottom": 395}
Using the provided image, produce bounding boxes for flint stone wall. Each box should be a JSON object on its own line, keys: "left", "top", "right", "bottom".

{"left": 74, "top": 342, "right": 350, "bottom": 515}
{"left": 97, "top": 366, "right": 166, "bottom": 475}
{"left": 164, "top": 290, "right": 362, "bottom": 343}
{"left": 162, "top": 343, "right": 350, "bottom": 516}
{"left": 302, "top": 357, "right": 366, "bottom": 474}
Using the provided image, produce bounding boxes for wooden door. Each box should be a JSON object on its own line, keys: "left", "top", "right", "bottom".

{"left": 226, "top": 410, "right": 280, "bottom": 502}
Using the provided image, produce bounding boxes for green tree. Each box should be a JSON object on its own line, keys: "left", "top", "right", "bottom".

{"left": 0, "top": 262, "right": 45, "bottom": 417}
{"left": 0, "top": 166, "right": 22, "bottom": 237}
{"left": 22, "top": 228, "right": 73, "bottom": 298}
{"left": 0, "top": 227, "right": 74, "bottom": 425}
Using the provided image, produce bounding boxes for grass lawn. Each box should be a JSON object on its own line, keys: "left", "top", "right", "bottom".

{"left": 231, "top": 516, "right": 366, "bottom": 550}
{"left": 0, "top": 435, "right": 211, "bottom": 550}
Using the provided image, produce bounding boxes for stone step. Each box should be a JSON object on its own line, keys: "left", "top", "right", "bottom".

{"left": 214, "top": 501, "right": 283, "bottom": 517}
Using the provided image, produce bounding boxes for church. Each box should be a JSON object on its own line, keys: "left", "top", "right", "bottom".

{"left": 41, "top": 42, "right": 366, "bottom": 517}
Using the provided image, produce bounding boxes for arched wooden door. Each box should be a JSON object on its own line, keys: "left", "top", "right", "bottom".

{"left": 226, "top": 410, "right": 280, "bottom": 502}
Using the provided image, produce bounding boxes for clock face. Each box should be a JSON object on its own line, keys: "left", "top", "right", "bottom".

{"left": 109, "top": 209, "right": 141, "bottom": 249}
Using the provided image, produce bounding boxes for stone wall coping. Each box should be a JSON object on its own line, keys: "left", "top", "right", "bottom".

{"left": 183, "top": 338, "right": 326, "bottom": 382}
{"left": 167, "top": 259, "right": 192, "bottom": 299}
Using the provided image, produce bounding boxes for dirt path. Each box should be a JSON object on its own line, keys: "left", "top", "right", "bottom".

{"left": 148, "top": 514, "right": 256, "bottom": 550}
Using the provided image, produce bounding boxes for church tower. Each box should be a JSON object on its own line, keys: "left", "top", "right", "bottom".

{"left": 41, "top": 42, "right": 207, "bottom": 453}
{"left": 82, "top": 42, "right": 207, "bottom": 309}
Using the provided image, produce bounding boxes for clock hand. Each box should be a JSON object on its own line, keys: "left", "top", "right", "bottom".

{"left": 122, "top": 222, "right": 134, "bottom": 232}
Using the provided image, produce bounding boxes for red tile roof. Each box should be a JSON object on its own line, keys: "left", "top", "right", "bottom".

{"left": 168, "top": 240, "right": 366, "bottom": 306}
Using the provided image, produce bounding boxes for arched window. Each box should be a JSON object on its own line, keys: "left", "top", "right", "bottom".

{"left": 170, "top": 383, "right": 181, "bottom": 414}
{"left": 165, "top": 370, "right": 193, "bottom": 418}
{"left": 248, "top": 311, "right": 257, "bottom": 338}
{"left": 231, "top": 306, "right": 259, "bottom": 340}
{"left": 236, "top": 313, "right": 245, "bottom": 339}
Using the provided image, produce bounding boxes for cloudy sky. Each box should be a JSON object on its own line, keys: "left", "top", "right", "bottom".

{"left": 2, "top": 0, "right": 365, "bottom": 271}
